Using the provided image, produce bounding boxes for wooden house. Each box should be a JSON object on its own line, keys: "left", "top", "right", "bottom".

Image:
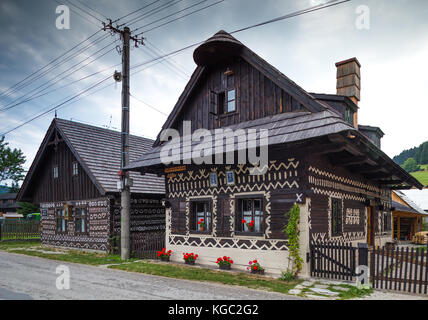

{"left": 125, "top": 31, "right": 423, "bottom": 276}
{"left": 391, "top": 190, "right": 427, "bottom": 241}
{"left": 17, "top": 118, "right": 165, "bottom": 252}
{"left": 0, "top": 193, "right": 19, "bottom": 215}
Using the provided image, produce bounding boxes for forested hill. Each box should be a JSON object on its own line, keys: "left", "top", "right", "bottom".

{"left": 393, "top": 141, "right": 428, "bottom": 166}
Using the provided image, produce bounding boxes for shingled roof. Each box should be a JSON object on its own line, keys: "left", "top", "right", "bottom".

{"left": 18, "top": 118, "right": 165, "bottom": 199}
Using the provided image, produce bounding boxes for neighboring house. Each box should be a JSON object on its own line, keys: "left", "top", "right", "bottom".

{"left": 391, "top": 190, "right": 427, "bottom": 241}
{"left": 125, "top": 31, "right": 422, "bottom": 276}
{"left": 400, "top": 188, "right": 428, "bottom": 223}
{"left": 0, "top": 193, "right": 20, "bottom": 215}
{"left": 17, "top": 118, "right": 165, "bottom": 252}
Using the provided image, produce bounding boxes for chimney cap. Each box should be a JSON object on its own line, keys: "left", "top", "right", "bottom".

{"left": 335, "top": 57, "right": 361, "bottom": 68}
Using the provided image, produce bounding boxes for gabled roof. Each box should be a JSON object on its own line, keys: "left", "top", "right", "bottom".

{"left": 18, "top": 118, "right": 165, "bottom": 201}
{"left": 392, "top": 190, "right": 426, "bottom": 215}
{"left": 153, "top": 30, "right": 326, "bottom": 147}
{"left": 400, "top": 189, "right": 428, "bottom": 211}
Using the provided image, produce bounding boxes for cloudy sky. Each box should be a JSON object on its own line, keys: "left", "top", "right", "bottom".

{"left": 0, "top": 0, "right": 427, "bottom": 176}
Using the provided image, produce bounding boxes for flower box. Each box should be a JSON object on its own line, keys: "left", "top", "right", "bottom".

{"left": 160, "top": 255, "right": 170, "bottom": 262}
{"left": 219, "top": 264, "right": 231, "bottom": 270}
{"left": 251, "top": 269, "right": 265, "bottom": 275}
{"left": 185, "top": 260, "right": 195, "bottom": 265}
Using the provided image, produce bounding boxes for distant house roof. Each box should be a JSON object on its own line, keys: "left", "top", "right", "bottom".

{"left": 18, "top": 118, "right": 165, "bottom": 200}
{"left": 400, "top": 189, "right": 428, "bottom": 212}
{"left": 0, "top": 193, "right": 17, "bottom": 200}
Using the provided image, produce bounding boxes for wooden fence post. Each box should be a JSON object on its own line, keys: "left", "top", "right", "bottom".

{"left": 357, "top": 242, "right": 369, "bottom": 285}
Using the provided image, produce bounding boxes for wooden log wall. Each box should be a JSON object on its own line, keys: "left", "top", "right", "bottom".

{"left": 172, "top": 58, "right": 307, "bottom": 136}
{"left": 307, "top": 153, "right": 392, "bottom": 243}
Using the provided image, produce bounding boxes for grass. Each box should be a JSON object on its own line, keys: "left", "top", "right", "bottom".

{"left": 327, "top": 284, "right": 373, "bottom": 300}
{"left": 0, "top": 240, "right": 41, "bottom": 250}
{"left": 410, "top": 171, "right": 428, "bottom": 186}
{"left": 109, "top": 261, "right": 300, "bottom": 295}
{"left": 0, "top": 241, "right": 134, "bottom": 266}
{"left": 8, "top": 249, "right": 134, "bottom": 265}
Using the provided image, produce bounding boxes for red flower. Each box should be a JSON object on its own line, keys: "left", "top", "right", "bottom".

{"left": 241, "top": 219, "right": 246, "bottom": 224}
{"left": 249, "top": 261, "right": 253, "bottom": 265}
{"left": 197, "top": 221, "right": 201, "bottom": 225}
{"left": 253, "top": 260, "right": 257, "bottom": 263}
{"left": 200, "top": 219, "right": 204, "bottom": 222}
{"left": 254, "top": 266, "right": 258, "bottom": 270}
{"left": 230, "top": 260, "right": 234, "bottom": 264}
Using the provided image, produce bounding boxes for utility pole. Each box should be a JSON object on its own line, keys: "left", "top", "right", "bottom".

{"left": 103, "top": 20, "right": 144, "bottom": 260}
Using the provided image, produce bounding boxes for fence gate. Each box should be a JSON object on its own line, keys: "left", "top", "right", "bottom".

{"left": 370, "top": 246, "right": 427, "bottom": 295}
{"left": 309, "top": 241, "right": 358, "bottom": 281}
{"left": 130, "top": 232, "right": 165, "bottom": 259}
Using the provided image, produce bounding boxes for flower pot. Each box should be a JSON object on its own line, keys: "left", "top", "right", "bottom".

{"left": 219, "top": 264, "right": 231, "bottom": 270}
{"left": 200, "top": 227, "right": 205, "bottom": 232}
{"left": 160, "top": 255, "right": 170, "bottom": 262}
{"left": 185, "top": 260, "right": 195, "bottom": 265}
{"left": 251, "top": 269, "right": 265, "bottom": 275}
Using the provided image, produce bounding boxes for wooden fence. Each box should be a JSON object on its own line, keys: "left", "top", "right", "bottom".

{"left": 130, "top": 232, "right": 165, "bottom": 259}
{"left": 0, "top": 221, "right": 41, "bottom": 241}
{"left": 309, "top": 241, "right": 357, "bottom": 281}
{"left": 371, "top": 246, "right": 427, "bottom": 295}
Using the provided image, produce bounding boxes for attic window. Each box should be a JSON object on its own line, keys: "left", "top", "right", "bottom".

{"left": 72, "top": 162, "right": 78, "bottom": 176}
{"left": 213, "top": 88, "right": 236, "bottom": 115}
{"left": 53, "top": 166, "right": 59, "bottom": 179}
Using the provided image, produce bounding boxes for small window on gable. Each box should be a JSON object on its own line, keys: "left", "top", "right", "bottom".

{"left": 53, "top": 166, "right": 59, "bottom": 179}
{"left": 214, "top": 89, "right": 236, "bottom": 115}
{"left": 72, "top": 162, "right": 78, "bottom": 176}
{"left": 227, "top": 89, "right": 236, "bottom": 113}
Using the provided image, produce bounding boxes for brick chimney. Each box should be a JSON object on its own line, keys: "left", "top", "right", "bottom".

{"left": 336, "top": 57, "right": 360, "bottom": 128}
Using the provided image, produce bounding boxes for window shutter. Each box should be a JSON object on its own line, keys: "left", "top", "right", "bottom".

{"left": 210, "top": 91, "right": 218, "bottom": 115}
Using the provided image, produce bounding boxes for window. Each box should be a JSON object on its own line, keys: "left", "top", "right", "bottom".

{"left": 72, "top": 162, "right": 78, "bottom": 176}
{"left": 53, "top": 166, "right": 59, "bottom": 179}
{"left": 190, "top": 201, "right": 211, "bottom": 233}
{"left": 209, "top": 172, "right": 218, "bottom": 187}
{"left": 331, "top": 198, "right": 342, "bottom": 237}
{"left": 236, "top": 198, "right": 264, "bottom": 234}
{"left": 226, "top": 89, "right": 236, "bottom": 113}
{"left": 56, "top": 208, "right": 67, "bottom": 233}
{"left": 212, "top": 88, "right": 237, "bottom": 115}
{"left": 74, "top": 207, "right": 87, "bottom": 234}
{"left": 344, "top": 107, "right": 353, "bottom": 125}
{"left": 383, "top": 212, "right": 389, "bottom": 232}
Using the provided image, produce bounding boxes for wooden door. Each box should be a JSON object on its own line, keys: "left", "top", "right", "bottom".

{"left": 367, "top": 206, "right": 375, "bottom": 246}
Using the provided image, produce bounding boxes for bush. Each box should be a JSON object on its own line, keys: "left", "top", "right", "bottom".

{"left": 280, "top": 271, "right": 295, "bottom": 282}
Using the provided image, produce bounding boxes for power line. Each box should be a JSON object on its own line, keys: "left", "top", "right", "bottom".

{"left": 0, "top": 29, "right": 102, "bottom": 101}
{"left": 130, "top": 93, "right": 168, "bottom": 116}
{"left": 51, "top": 0, "right": 101, "bottom": 28}
{"left": 1, "top": 38, "right": 116, "bottom": 111}
{"left": 135, "top": 0, "right": 225, "bottom": 34}
{"left": 133, "top": 0, "right": 212, "bottom": 32}
{"left": 123, "top": 0, "right": 185, "bottom": 27}
{"left": 73, "top": 0, "right": 109, "bottom": 20}
{"left": 112, "top": 0, "right": 163, "bottom": 23}
{"left": 230, "top": 0, "right": 350, "bottom": 34}
{"left": 61, "top": 0, "right": 104, "bottom": 23}
{"left": 2, "top": 0, "right": 351, "bottom": 136}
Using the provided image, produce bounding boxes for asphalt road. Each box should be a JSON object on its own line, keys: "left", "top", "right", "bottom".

{"left": 0, "top": 251, "right": 304, "bottom": 300}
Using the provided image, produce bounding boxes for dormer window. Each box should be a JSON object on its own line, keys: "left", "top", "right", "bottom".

{"left": 344, "top": 107, "right": 353, "bottom": 125}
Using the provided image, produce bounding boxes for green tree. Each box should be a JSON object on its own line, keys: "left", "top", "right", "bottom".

{"left": 0, "top": 137, "right": 26, "bottom": 189}
{"left": 17, "top": 202, "right": 40, "bottom": 218}
{"left": 401, "top": 157, "right": 420, "bottom": 173}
